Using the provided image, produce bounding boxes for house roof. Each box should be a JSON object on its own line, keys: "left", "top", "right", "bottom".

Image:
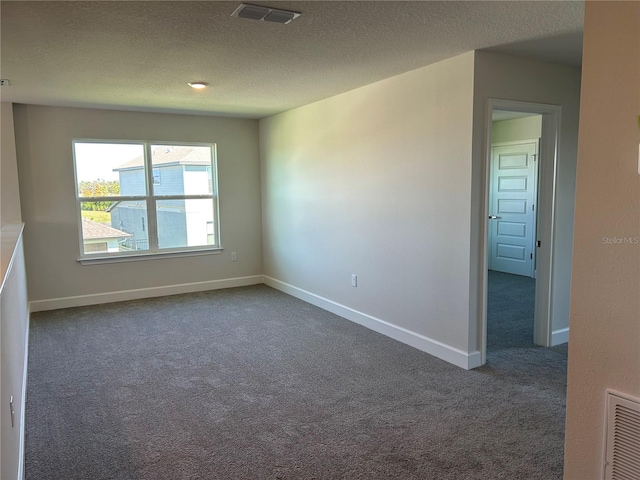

{"left": 0, "top": 2, "right": 584, "bottom": 118}
{"left": 113, "top": 146, "right": 211, "bottom": 172}
{"left": 82, "top": 218, "right": 131, "bottom": 240}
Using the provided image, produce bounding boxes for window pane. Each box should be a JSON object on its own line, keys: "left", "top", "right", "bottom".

{"left": 81, "top": 200, "right": 149, "bottom": 254}
{"left": 156, "top": 199, "right": 215, "bottom": 249}
{"left": 150, "top": 145, "right": 213, "bottom": 195}
{"left": 74, "top": 143, "right": 146, "bottom": 197}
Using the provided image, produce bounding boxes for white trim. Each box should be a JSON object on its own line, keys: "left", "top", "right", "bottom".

{"left": 551, "top": 327, "right": 569, "bottom": 346}
{"left": 264, "top": 276, "right": 482, "bottom": 370}
{"left": 29, "top": 275, "right": 263, "bottom": 312}
{"left": 534, "top": 106, "right": 562, "bottom": 347}
{"left": 78, "top": 247, "right": 222, "bottom": 265}
{"left": 481, "top": 99, "right": 563, "bottom": 365}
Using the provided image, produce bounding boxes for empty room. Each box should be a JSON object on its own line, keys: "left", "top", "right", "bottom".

{"left": 1, "top": 2, "right": 638, "bottom": 479}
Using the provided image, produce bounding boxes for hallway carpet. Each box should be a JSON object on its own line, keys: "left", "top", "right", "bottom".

{"left": 487, "top": 270, "right": 536, "bottom": 351}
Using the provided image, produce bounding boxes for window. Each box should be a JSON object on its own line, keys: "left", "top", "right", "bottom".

{"left": 73, "top": 141, "right": 220, "bottom": 261}
{"left": 206, "top": 221, "right": 215, "bottom": 244}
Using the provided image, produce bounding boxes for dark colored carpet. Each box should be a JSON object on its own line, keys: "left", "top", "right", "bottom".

{"left": 26, "top": 284, "right": 567, "bottom": 479}
{"left": 487, "top": 270, "right": 536, "bottom": 351}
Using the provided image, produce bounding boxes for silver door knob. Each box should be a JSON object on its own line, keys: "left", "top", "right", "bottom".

{"left": 488, "top": 215, "right": 502, "bottom": 219}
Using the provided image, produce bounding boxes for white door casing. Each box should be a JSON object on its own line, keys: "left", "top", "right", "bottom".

{"left": 479, "top": 99, "right": 564, "bottom": 366}
{"left": 488, "top": 140, "right": 539, "bottom": 277}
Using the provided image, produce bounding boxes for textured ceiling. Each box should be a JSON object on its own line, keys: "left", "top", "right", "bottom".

{"left": 0, "top": 1, "right": 584, "bottom": 119}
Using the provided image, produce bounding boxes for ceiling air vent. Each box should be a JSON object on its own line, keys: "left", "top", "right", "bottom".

{"left": 231, "top": 3, "right": 300, "bottom": 24}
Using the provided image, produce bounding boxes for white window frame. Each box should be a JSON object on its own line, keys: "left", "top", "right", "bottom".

{"left": 73, "top": 139, "right": 222, "bottom": 264}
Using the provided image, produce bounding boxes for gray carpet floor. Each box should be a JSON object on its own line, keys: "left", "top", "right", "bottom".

{"left": 487, "top": 270, "right": 537, "bottom": 351}
{"left": 26, "top": 283, "right": 567, "bottom": 479}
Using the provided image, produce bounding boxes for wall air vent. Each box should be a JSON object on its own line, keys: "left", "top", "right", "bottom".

{"left": 604, "top": 390, "right": 640, "bottom": 480}
{"left": 231, "top": 3, "right": 300, "bottom": 24}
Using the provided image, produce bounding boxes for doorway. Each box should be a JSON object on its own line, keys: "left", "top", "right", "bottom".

{"left": 481, "top": 100, "right": 563, "bottom": 364}
{"left": 487, "top": 112, "right": 541, "bottom": 353}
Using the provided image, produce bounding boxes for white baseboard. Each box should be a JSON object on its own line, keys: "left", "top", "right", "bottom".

{"left": 264, "top": 276, "right": 481, "bottom": 370}
{"left": 29, "top": 275, "right": 264, "bottom": 312}
{"left": 552, "top": 327, "right": 569, "bottom": 346}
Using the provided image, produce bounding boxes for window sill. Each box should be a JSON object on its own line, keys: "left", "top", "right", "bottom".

{"left": 78, "top": 247, "right": 223, "bottom": 265}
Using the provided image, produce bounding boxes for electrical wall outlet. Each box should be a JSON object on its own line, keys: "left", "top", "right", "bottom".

{"left": 351, "top": 274, "right": 357, "bottom": 287}
{"left": 231, "top": 251, "right": 237, "bottom": 261}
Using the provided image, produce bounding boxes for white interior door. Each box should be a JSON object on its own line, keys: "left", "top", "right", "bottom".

{"left": 488, "top": 141, "right": 538, "bottom": 277}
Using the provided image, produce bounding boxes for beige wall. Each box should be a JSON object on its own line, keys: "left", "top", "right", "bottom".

{"left": 13, "top": 105, "right": 263, "bottom": 302}
{"left": 491, "top": 115, "right": 542, "bottom": 144}
{"left": 1, "top": 103, "right": 22, "bottom": 227}
{"left": 471, "top": 52, "right": 581, "bottom": 349}
{"left": 564, "top": 2, "right": 640, "bottom": 478}
{"left": 260, "top": 53, "right": 477, "bottom": 365}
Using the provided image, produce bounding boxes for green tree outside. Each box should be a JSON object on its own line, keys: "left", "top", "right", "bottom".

{"left": 80, "top": 180, "right": 119, "bottom": 224}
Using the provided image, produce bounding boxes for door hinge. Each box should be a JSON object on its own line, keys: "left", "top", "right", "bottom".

{"left": 530, "top": 253, "right": 533, "bottom": 260}
{"left": 532, "top": 154, "right": 537, "bottom": 162}
{"left": 537, "top": 240, "right": 541, "bottom": 247}
{"left": 532, "top": 204, "right": 535, "bottom": 211}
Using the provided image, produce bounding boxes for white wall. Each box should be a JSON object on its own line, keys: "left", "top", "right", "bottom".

{"left": 564, "top": 2, "right": 640, "bottom": 478}
{"left": 471, "top": 51, "right": 581, "bottom": 350}
{"left": 0, "top": 226, "right": 28, "bottom": 480}
{"left": 491, "top": 115, "right": 542, "bottom": 144}
{"left": 260, "top": 52, "right": 479, "bottom": 368}
{"left": 13, "top": 105, "right": 263, "bottom": 306}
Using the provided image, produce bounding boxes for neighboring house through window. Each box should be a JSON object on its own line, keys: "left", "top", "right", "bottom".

{"left": 73, "top": 141, "right": 220, "bottom": 260}
{"left": 81, "top": 217, "right": 131, "bottom": 253}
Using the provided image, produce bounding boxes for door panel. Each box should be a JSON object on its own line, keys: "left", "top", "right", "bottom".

{"left": 497, "top": 221, "right": 526, "bottom": 237}
{"left": 489, "top": 142, "right": 538, "bottom": 277}
{"left": 497, "top": 243, "right": 526, "bottom": 260}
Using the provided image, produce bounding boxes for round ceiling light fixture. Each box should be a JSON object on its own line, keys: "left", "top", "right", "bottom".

{"left": 188, "top": 82, "right": 208, "bottom": 90}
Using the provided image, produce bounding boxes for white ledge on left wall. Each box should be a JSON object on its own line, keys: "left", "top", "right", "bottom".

{"left": 1, "top": 223, "right": 25, "bottom": 291}
{"left": 29, "top": 275, "right": 264, "bottom": 312}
